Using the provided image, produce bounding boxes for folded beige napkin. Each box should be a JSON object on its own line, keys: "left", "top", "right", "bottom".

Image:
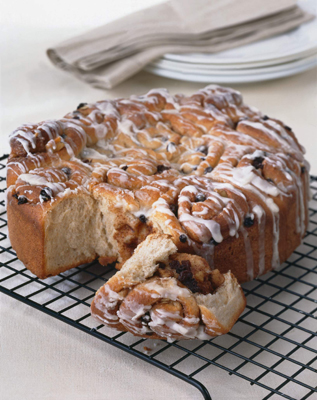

{"left": 47, "top": 0, "right": 314, "bottom": 89}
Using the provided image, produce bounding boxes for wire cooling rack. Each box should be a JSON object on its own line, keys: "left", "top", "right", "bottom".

{"left": 0, "top": 154, "right": 316, "bottom": 400}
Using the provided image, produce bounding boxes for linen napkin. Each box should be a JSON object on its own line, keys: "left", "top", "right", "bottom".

{"left": 47, "top": 0, "right": 314, "bottom": 89}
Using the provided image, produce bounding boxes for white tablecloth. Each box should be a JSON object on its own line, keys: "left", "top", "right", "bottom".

{"left": 1, "top": 1, "right": 317, "bottom": 399}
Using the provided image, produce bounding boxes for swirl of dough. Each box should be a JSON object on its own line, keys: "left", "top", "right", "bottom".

{"left": 107, "top": 168, "right": 153, "bottom": 190}
{"left": 118, "top": 277, "right": 200, "bottom": 339}
{"left": 7, "top": 152, "right": 60, "bottom": 187}
{"left": 9, "top": 121, "right": 62, "bottom": 157}
{"left": 13, "top": 161, "right": 90, "bottom": 204}
{"left": 91, "top": 281, "right": 129, "bottom": 331}
{"left": 177, "top": 180, "right": 249, "bottom": 244}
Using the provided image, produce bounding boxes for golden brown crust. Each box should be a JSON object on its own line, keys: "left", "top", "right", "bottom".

{"left": 7, "top": 186, "right": 47, "bottom": 278}
{"left": 6, "top": 85, "right": 310, "bottom": 281}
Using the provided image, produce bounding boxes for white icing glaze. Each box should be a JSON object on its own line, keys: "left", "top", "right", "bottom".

{"left": 240, "top": 226, "right": 254, "bottom": 280}
{"left": 8, "top": 84, "right": 309, "bottom": 288}
{"left": 18, "top": 173, "right": 65, "bottom": 193}
{"left": 252, "top": 205, "right": 266, "bottom": 276}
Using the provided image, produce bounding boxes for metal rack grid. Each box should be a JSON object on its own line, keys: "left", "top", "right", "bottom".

{"left": 0, "top": 153, "right": 316, "bottom": 400}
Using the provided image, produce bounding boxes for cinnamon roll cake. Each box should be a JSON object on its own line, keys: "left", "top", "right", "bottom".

{"left": 6, "top": 85, "right": 310, "bottom": 282}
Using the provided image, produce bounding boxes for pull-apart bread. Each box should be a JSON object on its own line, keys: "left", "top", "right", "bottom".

{"left": 7, "top": 85, "right": 309, "bottom": 283}
{"left": 91, "top": 234, "right": 246, "bottom": 340}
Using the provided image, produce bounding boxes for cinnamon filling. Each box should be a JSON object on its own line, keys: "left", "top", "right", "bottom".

{"left": 156, "top": 257, "right": 224, "bottom": 295}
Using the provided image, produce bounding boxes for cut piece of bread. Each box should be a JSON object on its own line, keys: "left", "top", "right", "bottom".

{"left": 91, "top": 234, "right": 246, "bottom": 340}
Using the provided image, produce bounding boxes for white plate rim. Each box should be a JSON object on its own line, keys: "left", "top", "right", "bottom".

{"left": 150, "top": 54, "right": 317, "bottom": 76}
{"left": 145, "top": 57, "right": 317, "bottom": 83}
{"left": 160, "top": 47, "right": 317, "bottom": 69}
{"left": 163, "top": 42, "right": 317, "bottom": 65}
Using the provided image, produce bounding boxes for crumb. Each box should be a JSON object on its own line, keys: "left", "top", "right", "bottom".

{"left": 143, "top": 346, "right": 152, "bottom": 353}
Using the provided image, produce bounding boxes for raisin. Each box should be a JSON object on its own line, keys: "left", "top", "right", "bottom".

{"left": 169, "top": 259, "right": 182, "bottom": 274}
{"left": 244, "top": 216, "right": 254, "bottom": 227}
{"left": 170, "top": 204, "right": 178, "bottom": 217}
{"left": 192, "top": 166, "right": 197, "bottom": 171}
{"left": 179, "top": 234, "right": 187, "bottom": 243}
{"left": 204, "top": 166, "right": 213, "bottom": 174}
{"left": 17, "top": 196, "right": 28, "bottom": 205}
{"left": 262, "top": 115, "right": 269, "bottom": 121}
{"left": 73, "top": 115, "right": 80, "bottom": 120}
{"left": 121, "top": 165, "right": 128, "bottom": 171}
{"left": 61, "top": 133, "right": 67, "bottom": 139}
{"left": 12, "top": 193, "right": 18, "bottom": 199}
{"left": 301, "top": 166, "right": 306, "bottom": 174}
{"left": 173, "top": 260, "right": 200, "bottom": 293}
{"left": 284, "top": 125, "right": 292, "bottom": 131}
{"left": 195, "top": 193, "right": 206, "bottom": 202}
{"left": 184, "top": 277, "right": 200, "bottom": 293}
{"left": 158, "top": 262, "right": 166, "bottom": 269}
{"left": 141, "top": 313, "right": 151, "bottom": 324}
{"left": 170, "top": 259, "right": 190, "bottom": 275}
{"left": 267, "top": 178, "right": 274, "bottom": 183}
{"left": 252, "top": 156, "right": 264, "bottom": 169}
{"left": 178, "top": 269, "right": 192, "bottom": 282}
{"left": 61, "top": 167, "right": 71, "bottom": 177}
{"left": 156, "top": 165, "right": 171, "bottom": 174}
{"left": 139, "top": 215, "right": 147, "bottom": 223}
{"left": 40, "top": 187, "right": 52, "bottom": 202}
{"left": 77, "top": 102, "right": 87, "bottom": 110}
{"left": 196, "top": 145, "right": 208, "bottom": 155}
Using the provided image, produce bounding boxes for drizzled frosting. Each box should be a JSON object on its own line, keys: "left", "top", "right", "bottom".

{"left": 7, "top": 84, "right": 309, "bottom": 278}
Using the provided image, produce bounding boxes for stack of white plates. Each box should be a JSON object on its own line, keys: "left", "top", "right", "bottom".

{"left": 146, "top": 0, "right": 317, "bottom": 84}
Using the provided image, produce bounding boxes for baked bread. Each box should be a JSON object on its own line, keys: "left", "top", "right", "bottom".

{"left": 6, "top": 85, "right": 310, "bottom": 281}
{"left": 91, "top": 234, "right": 246, "bottom": 340}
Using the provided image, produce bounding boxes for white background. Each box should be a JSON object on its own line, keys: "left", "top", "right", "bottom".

{"left": 1, "top": 1, "right": 317, "bottom": 400}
